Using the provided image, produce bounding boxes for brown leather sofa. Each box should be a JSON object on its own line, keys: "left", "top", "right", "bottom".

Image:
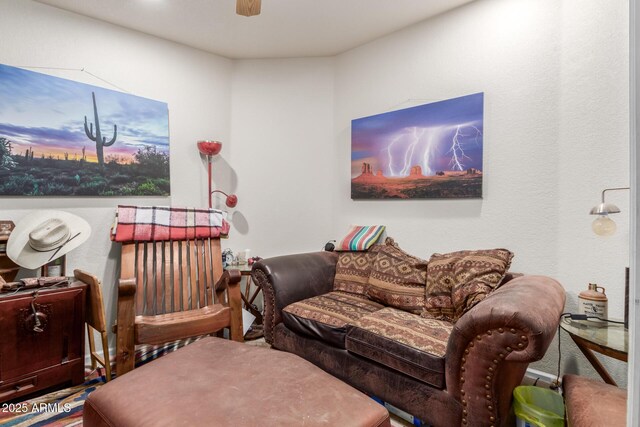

{"left": 252, "top": 252, "right": 565, "bottom": 427}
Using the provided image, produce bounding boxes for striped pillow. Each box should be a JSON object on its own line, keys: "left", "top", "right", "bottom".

{"left": 336, "top": 225, "right": 385, "bottom": 251}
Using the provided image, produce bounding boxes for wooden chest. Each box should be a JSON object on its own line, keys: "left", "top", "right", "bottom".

{"left": 0, "top": 282, "right": 86, "bottom": 402}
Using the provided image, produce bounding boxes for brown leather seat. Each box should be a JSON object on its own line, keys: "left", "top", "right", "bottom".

{"left": 346, "top": 307, "right": 452, "bottom": 388}
{"left": 84, "top": 337, "right": 391, "bottom": 427}
{"left": 282, "top": 291, "right": 383, "bottom": 348}
{"left": 563, "top": 374, "right": 627, "bottom": 427}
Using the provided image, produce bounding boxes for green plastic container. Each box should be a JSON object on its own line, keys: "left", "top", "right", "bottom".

{"left": 513, "top": 386, "right": 565, "bottom": 427}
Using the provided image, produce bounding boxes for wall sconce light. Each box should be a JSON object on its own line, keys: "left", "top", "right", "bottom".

{"left": 589, "top": 187, "right": 630, "bottom": 236}
{"left": 197, "top": 141, "right": 238, "bottom": 209}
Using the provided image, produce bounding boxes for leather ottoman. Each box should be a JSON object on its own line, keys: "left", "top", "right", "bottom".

{"left": 84, "top": 337, "right": 390, "bottom": 427}
{"left": 563, "top": 374, "right": 627, "bottom": 427}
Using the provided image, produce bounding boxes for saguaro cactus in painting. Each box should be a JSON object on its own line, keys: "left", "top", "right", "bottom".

{"left": 84, "top": 91, "right": 117, "bottom": 166}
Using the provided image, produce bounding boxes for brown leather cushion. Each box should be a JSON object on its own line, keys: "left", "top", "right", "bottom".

{"left": 366, "top": 238, "right": 427, "bottom": 314}
{"left": 84, "top": 337, "right": 391, "bottom": 427}
{"left": 333, "top": 245, "right": 381, "bottom": 296}
{"left": 282, "top": 291, "right": 384, "bottom": 348}
{"left": 346, "top": 307, "right": 452, "bottom": 388}
{"left": 423, "top": 248, "right": 513, "bottom": 322}
{"left": 563, "top": 374, "right": 627, "bottom": 427}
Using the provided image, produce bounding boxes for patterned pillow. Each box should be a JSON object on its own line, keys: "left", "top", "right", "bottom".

{"left": 333, "top": 245, "right": 381, "bottom": 296}
{"left": 366, "top": 238, "right": 427, "bottom": 314}
{"left": 336, "top": 225, "right": 385, "bottom": 251}
{"left": 423, "top": 249, "right": 514, "bottom": 322}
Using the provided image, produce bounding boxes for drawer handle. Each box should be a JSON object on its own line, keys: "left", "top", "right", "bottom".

{"left": 0, "top": 377, "right": 37, "bottom": 399}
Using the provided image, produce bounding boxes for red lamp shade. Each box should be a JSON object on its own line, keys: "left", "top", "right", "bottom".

{"left": 197, "top": 140, "right": 222, "bottom": 156}
{"left": 211, "top": 190, "right": 238, "bottom": 208}
{"left": 225, "top": 194, "right": 238, "bottom": 208}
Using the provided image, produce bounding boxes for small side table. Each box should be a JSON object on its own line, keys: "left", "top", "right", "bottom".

{"left": 225, "top": 264, "right": 263, "bottom": 339}
{"left": 560, "top": 317, "right": 628, "bottom": 386}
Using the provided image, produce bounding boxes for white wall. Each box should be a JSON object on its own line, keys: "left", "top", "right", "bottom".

{"left": 226, "top": 58, "right": 335, "bottom": 257}
{"left": 334, "top": 0, "right": 562, "bottom": 261}
{"left": 332, "top": 0, "right": 629, "bottom": 385}
{"left": 0, "top": 0, "right": 234, "bottom": 348}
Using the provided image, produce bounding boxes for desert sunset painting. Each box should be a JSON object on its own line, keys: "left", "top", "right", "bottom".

{"left": 351, "top": 93, "right": 483, "bottom": 199}
{"left": 0, "top": 63, "right": 169, "bottom": 196}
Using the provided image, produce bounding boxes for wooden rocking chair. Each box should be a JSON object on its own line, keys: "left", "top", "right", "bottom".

{"left": 115, "top": 237, "right": 243, "bottom": 376}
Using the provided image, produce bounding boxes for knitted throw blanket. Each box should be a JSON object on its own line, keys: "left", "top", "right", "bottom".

{"left": 111, "top": 205, "right": 229, "bottom": 242}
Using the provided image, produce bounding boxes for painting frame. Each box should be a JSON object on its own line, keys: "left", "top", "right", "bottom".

{"left": 0, "top": 63, "right": 170, "bottom": 197}
{"left": 351, "top": 93, "right": 484, "bottom": 200}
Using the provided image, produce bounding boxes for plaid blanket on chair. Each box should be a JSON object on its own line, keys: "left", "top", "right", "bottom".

{"left": 110, "top": 205, "right": 230, "bottom": 242}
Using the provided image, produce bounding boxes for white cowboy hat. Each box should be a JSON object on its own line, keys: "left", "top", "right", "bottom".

{"left": 7, "top": 210, "right": 91, "bottom": 270}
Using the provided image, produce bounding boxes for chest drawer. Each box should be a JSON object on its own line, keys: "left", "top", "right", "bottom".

{"left": 0, "top": 284, "right": 86, "bottom": 402}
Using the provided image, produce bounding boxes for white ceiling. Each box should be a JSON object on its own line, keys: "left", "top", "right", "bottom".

{"left": 35, "top": 0, "right": 474, "bottom": 59}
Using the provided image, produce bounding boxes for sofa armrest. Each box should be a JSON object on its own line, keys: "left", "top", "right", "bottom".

{"left": 251, "top": 252, "right": 339, "bottom": 344}
{"left": 445, "top": 275, "right": 565, "bottom": 426}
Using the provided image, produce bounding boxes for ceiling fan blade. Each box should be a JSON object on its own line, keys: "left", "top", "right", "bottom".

{"left": 236, "top": 0, "right": 261, "bottom": 17}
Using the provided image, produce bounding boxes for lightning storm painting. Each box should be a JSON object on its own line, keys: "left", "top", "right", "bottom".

{"left": 351, "top": 93, "right": 483, "bottom": 199}
{"left": 0, "top": 63, "right": 170, "bottom": 196}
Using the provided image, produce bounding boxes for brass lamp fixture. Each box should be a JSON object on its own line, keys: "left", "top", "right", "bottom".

{"left": 589, "top": 187, "right": 630, "bottom": 236}
{"left": 236, "top": 0, "right": 261, "bottom": 17}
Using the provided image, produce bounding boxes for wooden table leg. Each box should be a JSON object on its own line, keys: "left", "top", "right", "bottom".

{"left": 239, "top": 274, "right": 264, "bottom": 340}
{"left": 247, "top": 288, "right": 263, "bottom": 324}
{"left": 570, "top": 334, "right": 618, "bottom": 386}
{"left": 240, "top": 292, "right": 262, "bottom": 320}
{"left": 240, "top": 275, "right": 263, "bottom": 323}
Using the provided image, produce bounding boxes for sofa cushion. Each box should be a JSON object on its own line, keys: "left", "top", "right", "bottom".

{"left": 366, "top": 238, "right": 427, "bottom": 314}
{"left": 282, "top": 291, "right": 384, "bottom": 349}
{"left": 423, "top": 248, "right": 514, "bottom": 322}
{"left": 346, "top": 307, "right": 452, "bottom": 388}
{"left": 333, "top": 246, "right": 381, "bottom": 296}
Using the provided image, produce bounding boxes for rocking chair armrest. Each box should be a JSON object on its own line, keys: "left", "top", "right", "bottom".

{"left": 214, "top": 270, "right": 242, "bottom": 292}
{"left": 118, "top": 278, "right": 137, "bottom": 297}
{"left": 116, "top": 277, "right": 137, "bottom": 376}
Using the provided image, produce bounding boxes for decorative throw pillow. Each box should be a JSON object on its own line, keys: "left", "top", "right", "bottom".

{"left": 421, "top": 254, "right": 455, "bottom": 321}
{"left": 366, "top": 238, "right": 427, "bottom": 314}
{"left": 423, "top": 249, "right": 514, "bottom": 322}
{"left": 335, "top": 225, "right": 385, "bottom": 251}
{"left": 333, "top": 245, "right": 381, "bottom": 296}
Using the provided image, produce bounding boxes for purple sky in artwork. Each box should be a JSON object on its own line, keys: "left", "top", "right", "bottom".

{"left": 351, "top": 93, "right": 483, "bottom": 178}
{"left": 0, "top": 63, "right": 168, "bottom": 163}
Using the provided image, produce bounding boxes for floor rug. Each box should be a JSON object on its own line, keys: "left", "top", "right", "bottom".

{"left": 0, "top": 376, "right": 104, "bottom": 427}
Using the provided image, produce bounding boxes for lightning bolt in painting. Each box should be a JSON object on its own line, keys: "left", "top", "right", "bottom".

{"left": 351, "top": 93, "right": 483, "bottom": 199}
